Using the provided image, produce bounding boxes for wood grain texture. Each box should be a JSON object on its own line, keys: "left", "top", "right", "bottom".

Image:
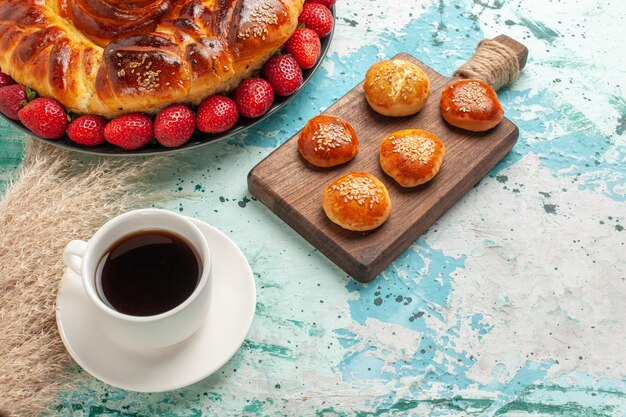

{"left": 249, "top": 52, "right": 519, "bottom": 282}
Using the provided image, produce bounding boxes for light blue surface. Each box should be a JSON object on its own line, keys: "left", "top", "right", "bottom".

{"left": 1, "top": 0, "right": 625, "bottom": 415}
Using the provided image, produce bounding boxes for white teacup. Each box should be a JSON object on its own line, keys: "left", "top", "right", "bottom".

{"left": 63, "top": 209, "right": 212, "bottom": 350}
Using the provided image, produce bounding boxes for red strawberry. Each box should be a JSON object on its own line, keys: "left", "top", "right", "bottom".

{"left": 305, "top": 0, "right": 335, "bottom": 8}
{"left": 234, "top": 78, "right": 274, "bottom": 118}
{"left": 18, "top": 98, "right": 68, "bottom": 139}
{"left": 0, "top": 71, "right": 14, "bottom": 88}
{"left": 155, "top": 104, "right": 196, "bottom": 147}
{"left": 285, "top": 28, "right": 321, "bottom": 70}
{"left": 197, "top": 96, "right": 238, "bottom": 134}
{"left": 299, "top": 3, "right": 334, "bottom": 38}
{"left": 104, "top": 113, "right": 153, "bottom": 150}
{"left": 0, "top": 84, "right": 27, "bottom": 120}
{"left": 262, "top": 54, "right": 303, "bottom": 96}
{"left": 67, "top": 115, "right": 106, "bottom": 146}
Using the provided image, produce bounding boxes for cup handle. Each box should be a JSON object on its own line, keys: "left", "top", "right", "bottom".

{"left": 63, "top": 240, "right": 88, "bottom": 276}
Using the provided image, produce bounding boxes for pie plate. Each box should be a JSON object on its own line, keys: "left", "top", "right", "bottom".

{"left": 1, "top": 7, "right": 335, "bottom": 156}
{"left": 55, "top": 218, "right": 256, "bottom": 392}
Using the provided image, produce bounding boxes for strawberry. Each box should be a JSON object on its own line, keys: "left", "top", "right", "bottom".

{"left": 285, "top": 28, "right": 321, "bottom": 70}
{"left": 299, "top": 3, "right": 334, "bottom": 38}
{"left": 305, "top": 0, "right": 335, "bottom": 8}
{"left": 0, "top": 70, "right": 14, "bottom": 88}
{"left": 67, "top": 115, "right": 107, "bottom": 146}
{"left": 234, "top": 78, "right": 274, "bottom": 118}
{"left": 0, "top": 84, "right": 27, "bottom": 120}
{"left": 262, "top": 54, "right": 303, "bottom": 96}
{"left": 155, "top": 104, "right": 196, "bottom": 147}
{"left": 197, "top": 96, "right": 238, "bottom": 134}
{"left": 18, "top": 98, "right": 68, "bottom": 139}
{"left": 104, "top": 113, "right": 154, "bottom": 150}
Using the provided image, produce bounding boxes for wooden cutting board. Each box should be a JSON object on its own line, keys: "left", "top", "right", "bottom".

{"left": 248, "top": 35, "right": 528, "bottom": 282}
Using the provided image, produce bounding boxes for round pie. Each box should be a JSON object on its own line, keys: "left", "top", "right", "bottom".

{"left": 364, "top": 59, "right": 430, "bottom": 117}
{"left": 379, "top": 129, "right": 446, "bottom": 187}
{"left": 0, "top": 0, "right": 303, "bottom": 118}
{"left": 298, "top": 114, "right": 358, "bottom": 167}
{"left": 440, "top": 79, "right": 504, "bottom": 131}
{"left": 322, "top": 172, "right": 391, "bottom": 232}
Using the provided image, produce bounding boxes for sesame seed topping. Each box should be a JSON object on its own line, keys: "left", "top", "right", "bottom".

{"left": 391, "top": 134, "right": 436, "bottom": 164}
{"left": 369, "top": 60, "right": 422, "bottom": 101}
{"left": 312, "top": 124, "right": 351, "bottom": 152}
{"left": 330, "top": 175, "right": 383, "bottom": 209}
{"left": 451, "top": 81, "right": 489, "bottom": 112}
{"left": 118, "top": 53, "right": 164, "bottom": 90}
{"left": 137, "top": 69, "right": 161, "bottom": 90}
{"left": 239, "top": 1, "right": 278, "bottom": 39}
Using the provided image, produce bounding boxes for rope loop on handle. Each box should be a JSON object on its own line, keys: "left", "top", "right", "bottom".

{"left": 453, "top": 39, "right": 520, "bottom": 90}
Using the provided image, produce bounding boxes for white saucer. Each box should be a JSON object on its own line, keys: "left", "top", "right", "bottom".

{"left": 56, "top": 218, "right": 256, "bottom": 392}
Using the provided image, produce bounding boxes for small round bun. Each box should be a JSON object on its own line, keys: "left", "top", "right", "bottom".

{"left": 440, "top": 79, "right": 504, "bottom": 131}
{"left": 364, "top": 59, "right": 430, "bottom": 117}
{"left": 322, "top": 172, "right": 391, "bottom": 232}
{"left": 380, "top": 129, "right": 446, "bottom": 187}
{"left": 298, "top": 115, "right": 358, "bottom": 167}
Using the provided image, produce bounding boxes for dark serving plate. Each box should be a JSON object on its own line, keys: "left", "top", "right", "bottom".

{"left": 0, "top": 7, "right": 334, "bottom": 156}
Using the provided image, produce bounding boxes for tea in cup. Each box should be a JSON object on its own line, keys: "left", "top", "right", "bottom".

{"left": 63, "top": 209, "right": 212, "bottom": 349}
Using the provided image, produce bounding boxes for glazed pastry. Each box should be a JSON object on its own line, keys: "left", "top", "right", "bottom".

{"left": 0, "top": 0, "right": 303, "bottom": 118}
{"left": 364, "top": 59, "right": 430, "bottom": 117}
{"left": 440, "top": 79, "right": 504, "bottom": 131}
{"left": 298, "top": 115, "right": 358, "bottom": 167}
{"left": 322, "top": 172, "right": 391, "bottom": 232}
{"left": 379, "top": 129, "right": 445, "bottom": 187}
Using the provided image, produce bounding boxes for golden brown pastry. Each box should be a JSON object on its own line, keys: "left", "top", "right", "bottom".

{"left": 0, "top": 0, "right": 303, "bottom": 118}
{"left": 379, "top": 129, "right": 446, "bottom": 187}
{"left": 322, "top": 172, "right": 391, "bottom": 232}
{"left": 298, "top": 115, "right": 358, "bottom": 167}
{"left": 440, "top": 79, "right": 504, "bottom": 131}
{"left": 364, "top": 59, "right": 430, "bottom": 117}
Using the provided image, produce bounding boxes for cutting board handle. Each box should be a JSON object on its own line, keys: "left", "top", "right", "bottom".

{"left": 493, "top": 34, "right": 528, "bottom": 70}
{"left": 454, "top": 34, "right": 528, "bottom": 91}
